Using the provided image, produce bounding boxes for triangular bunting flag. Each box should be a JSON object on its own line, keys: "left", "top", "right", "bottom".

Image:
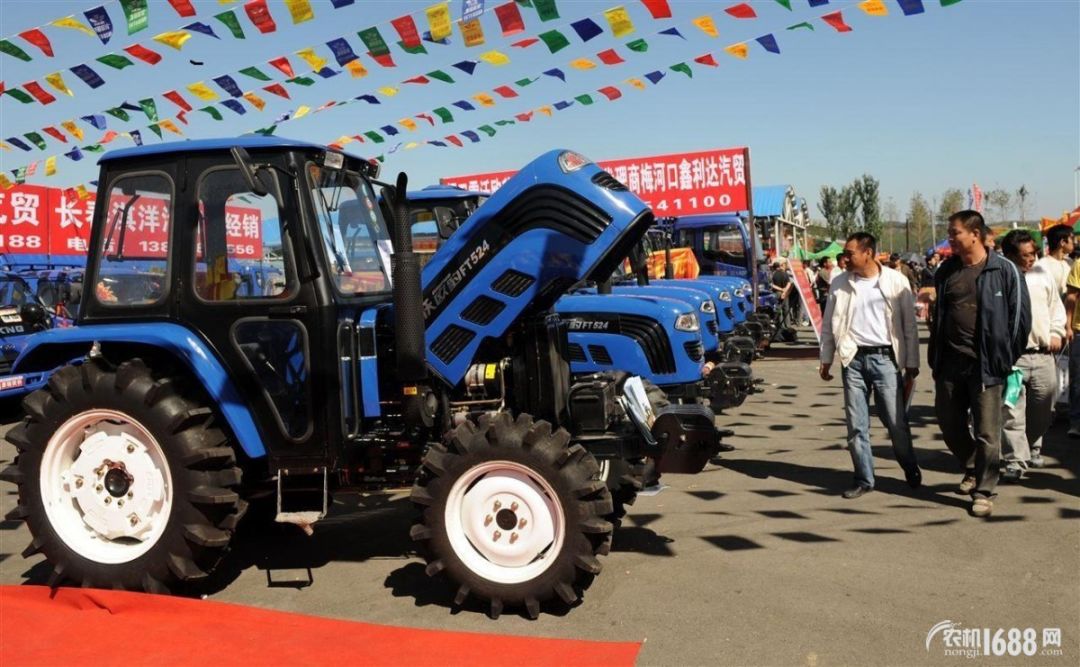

{"left": 670, "top": 62, "right": 692, "bottom": 78}
{"left": 725, "top": 3, "right": 757, "bottom": 19}
{"left": 215, "top": 10, "right": 246, "bottom": 38}
{"left": 285, "top": 0, "right": 315, "bottom": 24}
{"left": 245, "top": 0, "right": 278, "bottom": 34}
{"left": 123, "top": 44, "right": 162, "bottom": 64}
{"left": 45, "top": 72, "right": 74, "bottom": 96}
{"left": 598, "top": 86, "right": 622, "bottom": 101}
{"left": 821, "top": 11, "right": 853, "bottom": 32}
{"left": 19, "top": 29, "right": 54, "bottom": 57}
{"left": 597, "top": 48, "right": 624, "bottom": 65}
{"left": 478, "top": 50, "right": 510, "bottom": 65}
{"left": 153, "top": 30, "right": 192, "bottom": 50}
{"left": 694, "top": 53, "right": 719, "bottom": 67}
{"left": 571, "top": 18, "right": 603, "bottom": 42}
{"left": 724, "top": 43, "right": 749, "bottom": 59}
{"left": 755, "top": 34, "right": 780, "bottom": 54}
{"left": 693, "top": 16, "right": 718, "bottom": 38}
{"left": 858, "top": 0, "right": 888, "bottom": 15}
{"left": 897, "top": 0, "right": 926, "bottom": 15}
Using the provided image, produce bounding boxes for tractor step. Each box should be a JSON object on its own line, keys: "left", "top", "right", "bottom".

{"left": 275, "top": 467, "right": 328, "bottom": 535}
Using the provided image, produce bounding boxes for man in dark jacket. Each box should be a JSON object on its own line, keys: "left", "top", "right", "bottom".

{"left": 929, "top": 211, "right": 1031, "bottom": 518}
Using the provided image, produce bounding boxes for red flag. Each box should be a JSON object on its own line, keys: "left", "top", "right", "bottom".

{"left": 598, "top": 86, "right": 622, "bottom": 101}
{"left": 416, "top": 113, "right": 435, "bottom": 126}
{"left": 0, "top": 81, "right": 6, "bottom": 96}
{"left": 164, "top": 90, "right": 192, "bottom": 112}
{"left": 245, "top": 0, "right": 278, "bottom": 34}
{"left": 99, "top": 130, "right": 119, "bottom": 144}
{"left": 494, "top": 2, "right": 526, "bottom": 36}
{"left": 23, "top": 81, "right": 56, "bottom": 105}
{"left": 821, "top": 11, "right": 853, "bottom": 33}
{"left": 391, "top": 15, "right": 422, "bottom": 48}
{"left": 694, "top": 53, "right": 719, "bottom": 67}
{"left": 263, "top": 83, "right": 290, "bottom": 99}
{"left": 43, "top": 126, "right": 68, "bottom": 143}
{"left": 514, "top": 112, "right": 533, "bottom": 122}
{"left": 446, "top": 135, "right": 463, "bottom": 147}
{"left": 369, "top": 52, "right": 396, "bottom": 68}
{"left": 18, "top": 29, "right": 54, "bottom": 57}
{"left": 176, "top": 110, "right": 188, "bottom": 125}
{"left": 493, "top": 85, "right": 518, "bottom": 98}
{"left": 328, "top": 143, "right": 343, "bottom": 151}
{"left": 124, "top": 44, "right": 163, "bottom": 65}
{"left": 167, "top": 0, "right": 197, "bottom": 18}
{"left": 725, "top": 3, "right": 757, "bottom": 19}
{"left": 639, "top": 0, "right": 673, "bottom": 19}
{"left": 511, "top": 37, "right": 540, "bottom": 48}
{"left": 352, "top": 135, "right": 366, "bottom": 143}
{"left": 596, "top": 48, "right": 624, "bottom": 65}
{"left": 404, "top": 75, "right": 430, "bottom": 84}
{"left": 268, "top": 56, "right": 295, "bottom": 78}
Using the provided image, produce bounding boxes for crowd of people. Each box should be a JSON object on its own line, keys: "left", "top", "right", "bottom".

{"left": 815, "top": 211, "right": 1078, "bottom": 518}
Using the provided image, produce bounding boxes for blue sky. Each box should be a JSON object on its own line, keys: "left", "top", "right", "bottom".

{"left": 1, "top": 0, "right": 1077, "bottom": 222}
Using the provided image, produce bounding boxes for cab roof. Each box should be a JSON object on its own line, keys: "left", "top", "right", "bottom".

{"left": 671, "top": 214, "right": 745, "bottom": 229}
{"left": 99, "top": 135, "right": 363, "bottom": 164}
{"left": 406, "top": 185, "right": 489, "bottom": 202}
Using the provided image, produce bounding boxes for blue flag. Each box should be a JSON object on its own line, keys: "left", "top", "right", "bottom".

{"left": 452, "top": 100, "right": 475, "bottom": 111}
{"left": 84, "top": 6, "right": 113, "bottom": 44}
{"left": 70, "top": 64, "right": 105, "bottom": 89}
{"left": 81, "top": 114, "right": 107, "bottom": 130}
{"left": 461, "top": 0, "right": 485, "bottom": 22}
{"left": 185, "top": 22, "right": 220, "bottom": 39}
{"left": 316, "top": 67, "right": 339, "bottom": 79}
{"left": 808, "top": 0, "right": 830, "bottom": 6}
{"left": 756, "top": 34, "right": 780, "bottom": 54}
{"left": 221, "top": 99, "right": 246, "bottom": 115}
{"left": 897, "top": 0, "right": 925, "bottom": 15}
{"left": 428, "top": 140, "right": 448, "bottom": 148}
{"left": 213, "top": 75, "right": 243, "bottom": 97}
{"left": 5, "top": 137, "right": 32, "bottom": 152}
{"left": 329, "top": 0, "right": 355, "bottom": 7}
{"left": 355, "top": 95, "right": 380, "bottom": 104}
{"left": 543, "top": 68, "right": 565, "bottom": 81}
{"left": 65, "top": 146, "right": 85, "bottom": 160}
{"left": 461, "top": 130, "right": 481, "bottom": 143}
{"left": 326, "top": 38, "right": 358, "bottom": 65}
{"left": 570, "top": 18, "right": 603, "bottom": 42}
{"left": 553, "top": 100, "right": 573, "bottom": 111}
{"left": 644, "top": 70, "right": 666, "bottom": 84}
{"left": 453, "top": 60, "right": 478, "bottom": 75}
{"left": 659, "top": 27, "right": 685, "bottom": 39}
{"left": 129, "top": 131, "right": 142, "bottom": 146}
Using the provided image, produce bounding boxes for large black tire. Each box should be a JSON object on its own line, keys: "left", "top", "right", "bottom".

{"left": 598, "top": 457, "right": 646, "bottom": 531}
{"left": 0, "top": 358, "right": 246, "bottom": 593}
{"left": 409, "top": 412, "right": 613, "bottom": 619}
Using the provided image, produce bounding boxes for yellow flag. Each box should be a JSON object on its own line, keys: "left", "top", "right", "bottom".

{"left": 459, "top": 19, "right": 485, "bottom": 47}
{"left": 473, "top": 93, "right": 495, "bottom": 107}
{"left": 0, "top": 174, "right": 13, "bottom": 190}
{"left": 725, "top": 43, "right": 749, "bottom": 60}
{"left": 242, "top": 92, "right": 266, "bottom": 111}
{"left": 293, "top": 106, "right": 311, "bottom": 119}
{"left": 219, "top": 0, "right": 237, "bottom": 4}
{"left": 536, "top": 106, "right": 553, "bottom": 117}
{"left": 154, "top": 30, "right": 192, "bottom": 51}
{"left": 426, "top": 3, "right": 452, "bottom": 41}
{"left": 45, "top": 156, "right": 57, "bottom": 177}
{"left": 858, "top": 0, "right": 889, "bottom": 16}
{"left": 160, "top": 119, "right": 183, "bottom": 135}
{"left": 76, "top": 184, "right": 90, "bottom": 199}
{"left": 335, "top": 135, "right": 355, "bottom": 146}
{"left": 345, "top": 60, "right": 368, "bottom": 78}
{"left": 295, "top": 47, "right": 327, "bottom": 72}
{"left": 51, "top": 16, "right": 96, "bottom": 38}
{"left": 45, "top": 72, "right": 74, "bottom": 97}
{"left": 569, "top": 58, "right": 596, "bottom": 70}
{"left": 404, "top": 142, "right": 420, "bottom": 150}
{"left": 0, "top": 142, "right": 9, "bottom": 151}
{"left": 604, "top": 6, "right": 635, "bottom": 38}
{"left": 399, "top": 118, "right": 418, "bottom": 132}
{"left": 625, "top": 78, "right": 646, "bottom": 91}
{"left": 61, "top": 120, "right": 84, "bottom": 141}
{"left": 692, "top": 15, "right": 718, "bottom": 38}
{"left": 377, "top": 86, "right": 398, "bottom": 97}
{"left": 284, "top": 0, "right": 314, "bottom": 24}
{"left": 478, "top": 50, "right": 509, "bottom": 66}
{"left": 187, "top": 82, "right": 219, "bottom": 101}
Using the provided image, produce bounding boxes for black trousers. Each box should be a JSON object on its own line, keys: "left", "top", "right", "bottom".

{"left": 934, "top": 356, "right": 1002, "bottom": 499}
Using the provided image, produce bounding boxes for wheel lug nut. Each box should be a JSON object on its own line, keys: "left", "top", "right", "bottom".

{"left": 510, "top": 502, "right": 518, "bottom": 511}
{"left": 493, "top": 530, "right": 502, "bottom": 541}
{"left": 484, "top": 515, "right": 492, "bottom": 527}
{"left": 117, "top": 499, "right": 124, "bottom": 507}
{"left": 510, "top": 533, "right": 518, "bottom": 544}
{"left": 129, "top": 515, "right": 139, "bottom": 526}
{"left": 126, "top": 444, "right": 135, "bottom": 454}
{"left": 493, "top": 500, "right": 501, "bottom": 511}
{"left": 518, "top": 518, "right": 527, "bottom": 529}
{"left": 127, "top": 491, "right": 134, "bottom": 499}
{"left": 75, "top": 478, "right": 83, "bottom": 489}
{"left": 95, "top": 484, "right": 103, "bottom": 493}
{"left": 104, "top": 497, "right": 111, "bottom": 505}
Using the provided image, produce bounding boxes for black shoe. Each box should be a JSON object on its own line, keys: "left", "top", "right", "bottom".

{"left": 905, "top": 468, "right": 922, "bottom": 489}
{"left": 717, "top": 441, "right": 736, "bottom": 452}
{"left": 842, "top": 485, "right": 872, "bottom": 499}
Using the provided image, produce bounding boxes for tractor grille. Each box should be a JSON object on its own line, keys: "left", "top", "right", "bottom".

{"left": 588, "top": 345, "right": 613, "bottom": 366}
{"left": 707, "top": 319, "right": 719, "bottom": 336}
{"left": 431, "top": 324, "right": 476, "bottom": 364}
{"left": 495, "top": 185, "right": 611, "bottom": 244}
{"left": 492, "top": 270, "right": 535, "bottom": 297}
{"left": 591, "top": 171, "right": 628, "bottom": 191}
{"left": 724, "top": 307, "right": 735, "bottom": 321}
{"left": 620, "top": 315, "right": 676, "bottom": 375}
{"left": 461, "top": 296, "right": 505, "bottom": 325}
{"left": 567, "top": 343, "right": 588, "bottom": 363}
{"left": 684, "top": 340, "right": 705, "bottom": 363}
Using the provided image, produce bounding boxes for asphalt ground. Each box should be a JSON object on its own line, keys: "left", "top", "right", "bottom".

{"left": 2, "top": 331, "right": 1078, "bottom": 666}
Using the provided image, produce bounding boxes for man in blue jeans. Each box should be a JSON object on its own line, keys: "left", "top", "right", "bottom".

{"left": 819, "top": 232, "right": 922, "bottom": 498}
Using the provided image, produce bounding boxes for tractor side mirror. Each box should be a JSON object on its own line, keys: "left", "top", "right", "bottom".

{"left": 230, "top": 147, "right": 281, "bottom": 209}
{"left": 19, "top": 303, "right": 49, "bottom": 331}
{"left": 432, "top": 206, "right": 458, "bottom": 239}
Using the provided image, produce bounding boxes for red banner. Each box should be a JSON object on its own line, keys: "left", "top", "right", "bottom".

{"left": 441, "top": 147, "right": 751, "bottom": 216}
{"left": 788, "top": 258, "right": 823, "bottom": 344}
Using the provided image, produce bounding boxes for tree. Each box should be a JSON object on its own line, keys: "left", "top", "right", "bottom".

{"left": 818, "top": 186, "right": 841, "bottom": 240}
{"left": 883, "top": 197, "right": 901, "bottom": 253}
{"left": 938, "top": 188, "right": 966, "bottom": 223}
{"left": 856, "top": 174, "right": 882, "bottom": 241}
{"left": 908, "top": 192, "right": 932, "bottom": 253}
{"left": 985, "top": 188, "right": 1012, "bottom": 225}
{"left": 1016, "top": 185, "right": 1032, "bottom": 225}
{"left": 838, "top": 184, "right": 861, "bottom": 239}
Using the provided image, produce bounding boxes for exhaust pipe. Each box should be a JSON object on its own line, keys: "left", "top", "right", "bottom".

{"left": 383, "top": 172, "right": 426, "bottom": 383}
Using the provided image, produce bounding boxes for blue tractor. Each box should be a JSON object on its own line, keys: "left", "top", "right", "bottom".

{"left": 0, "top": 271, "right": 57, "bottom": 404}
{"left": 2, "top": 139, "right": 724, "bottom": 618}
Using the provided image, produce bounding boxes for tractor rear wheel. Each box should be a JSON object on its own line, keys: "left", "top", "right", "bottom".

{"left": 1, "top": 358, "right": 246, "bottom": 592}
{"left": 410, "top": 412, "right": 613, "bottom": 619}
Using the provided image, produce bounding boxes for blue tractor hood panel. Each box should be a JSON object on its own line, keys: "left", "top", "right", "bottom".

{"left": 654, "top": 278, "right": 746, "bottom": 325}
{"left": 687, "top": 275, "right": 756, "bottom": 314}
{"left": 419, "top": 150, "right": 652, "bottom": 385}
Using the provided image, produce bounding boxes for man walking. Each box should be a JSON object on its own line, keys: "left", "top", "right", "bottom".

{"left": 1000, "top": 231, "right": 1064, "bottom": 481}
{"left": 929, "top": 211, "right": 1031, "bottom": 517}
{"left": 820, "top": 232, "right": 922, "bottom": 499}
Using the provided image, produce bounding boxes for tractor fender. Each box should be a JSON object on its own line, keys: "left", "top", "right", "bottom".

{"left": 13, "top": 322, "right": 266, "bottom": 459}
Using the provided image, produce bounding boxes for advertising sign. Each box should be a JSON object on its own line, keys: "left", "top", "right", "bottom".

{"left": 787, "top": 258, "right": 823, "bottom": 344}
{"left": 441, "top": 147, "right": 752, "bottom": 216}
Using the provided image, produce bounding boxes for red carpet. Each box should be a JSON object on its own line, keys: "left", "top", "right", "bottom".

{"left": 1, "top": 586, "right": 640, "bottom": 667}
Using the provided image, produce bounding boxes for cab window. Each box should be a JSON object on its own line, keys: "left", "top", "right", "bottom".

{"left": 95, "top": 173, "right": 172, "bottom": 307}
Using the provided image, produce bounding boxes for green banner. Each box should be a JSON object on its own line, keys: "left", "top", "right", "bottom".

{"left": 239, "top": 66, "right": 271, "bottom": 81}
{"left": 120, "top": 0, "right": 149, "bottom": 35}
{"left": 433, "top": 107, "right": 454, "bottom": 123}
{"left": 358, "top": 27, "right": 389, "bottom": 57}
{"left": 538, "top": 29, "right": 569, "bottom": 53}
{"left": 214, "top": 10, "right": 246, "bottom": 39}
{"left": 0, "top": 39, "right": 33, "bottom": 62}
{"left": 532, "top": 0, "right": 559, "bottom": 21}
{"left": 24, "top": 132, "right": 47, "bottom": 150}
{"left": 97, "top": 54, "right": 135, "bottom": 69}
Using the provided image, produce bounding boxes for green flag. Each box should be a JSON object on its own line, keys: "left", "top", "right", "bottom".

{"left": 427, "top": 70, "right": 454, "bottom": 84}
{"left": 433, "top": 107, "right": 454, "bottom": 123}
{"left": 786, "top": 22, "right": 814, "bottom": 31}
{"left": 494, "top": 120, "right": 516, "bottom": 126}
{"left": 398, "top": 41, "right": 428, "bottom": 55}
{"left": 24, "top": 132, "right": 47, "bottom": 150}
{"left": 147, "top": 123, "right": 162, "bottom": 139}
{"left": 515, "top": 77, "right": 537, "bottom": 87}
{"left": 358, "top": 27, "right": 389, "bottom": 57}
{"left": 199, "top": 106, "right": 224, "bottom": 121}
{"left": 105, "top": 107, "right": 131, "bottom": 122}
{"left": 478, "top": 125, "right": 496, "bottom": 137}
{"left": 363, "top": 131, "right": 385, "bottom": 144}
{"left": 4, "top": 89, "right": 34, "bottom": 104}
{"left": 97, "top": 54, "right": 135, "bottom": 69}
{"left": 119, "top": 0, "right": 149, "bottom": 35}
{"left": 575, "top": 94, "right": 595, "bottom": 106}
{"left": 13, "top": 166, "right": 27, "bottom": 183}
{"left": 139, "top": 98, "right": 158, "bottom": 122}
{"left": 626, "top": 38, "right": 649, "bottom": 53}
{"left": 670, "top": 62, "right": 692, "bottom": 78}
{"left": 774, "top": 0, "right": 792, "bottom": 9}
{"left": 532, "top": 0, "right": 559, "bottom": 21}
{"left": 940, "top": 0, "right": 964, "bottom": 5}
{"left": 287, "top": 76, "right": 316, "bottom": 87}
{"left": 82, "top": 144, "right": 105, "bottom": 153}
{"left": 254, "top": 125, "right": 277, "bottom": 136}
{"left": 0, "top": 39, "right": 33, "bottom": 62}
{"left": 538, "top": 29, "right": 569, "bottom": 54}
{"left": 239, "top": 66, "right": 271, "bottom": 81}
{"left": 215, "top": 10, "right": 246, "bottom": 39}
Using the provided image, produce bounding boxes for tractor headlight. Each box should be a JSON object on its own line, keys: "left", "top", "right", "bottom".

{"left": 700, "top": 300, "right": 715, "bottom": 314}
{"left": 674, "top": 313, "right": 700, "bottom": 332}
{"left": 719, "top": 291, "right": 733, "bottom": 301}
{"left": 558, "top": 150, "right": 591, "bottom": 173}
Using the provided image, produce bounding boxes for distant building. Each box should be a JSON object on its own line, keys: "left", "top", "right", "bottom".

{"left": 723, "top": 185, "right": 809, "bottom": 259}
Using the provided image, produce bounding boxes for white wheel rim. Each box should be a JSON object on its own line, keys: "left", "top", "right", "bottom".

{"left": 39, "top": 409, "right": 174, "bottom": 565}
{"left": 444, "top": 460, "right": 566, "bottom": 585}
{"left": 597, "top": 459, "right": 611, "bottom": 484}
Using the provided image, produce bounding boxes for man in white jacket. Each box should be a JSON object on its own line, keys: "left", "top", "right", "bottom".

{"left": 819, "top": 232, "right": 922, "bottom": 498}
{"left": 1000, "top": 230, "right": 1065, "bottom": 481}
